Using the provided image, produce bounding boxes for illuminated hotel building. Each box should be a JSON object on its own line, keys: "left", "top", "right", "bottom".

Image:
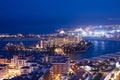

{"left": 0, "top": 57, "right": 9, "bottom": 64}
{"left": 11, "top": 55, "right": 30, "bottom": 69}
{"left": 0, "top": 64, "right": 8, "bottom": 79}
{"left": 50, "top": 56, "right": 70, "bottom": 80}
{"left": 47, "top": 34, "right": 82, "bottom": 47}
{"left": 38, "top": 30, "right": 82, "bottom": 48}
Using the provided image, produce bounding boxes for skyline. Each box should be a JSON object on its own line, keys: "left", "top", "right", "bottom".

{"left": 1, "top": 1, "right": 120, "bottom": 80}
{"left": 0, "top": 0, "right": 120, "bottom": 34}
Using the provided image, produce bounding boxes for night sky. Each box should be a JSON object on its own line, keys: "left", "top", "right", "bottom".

{"left": 0, "top": 0, "right": 120, "bottom": 34}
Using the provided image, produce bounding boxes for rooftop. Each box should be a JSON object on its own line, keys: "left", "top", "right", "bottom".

{"left": 52, "top": 56, "right": 69, "bottom": 63}
{"left": 21, "top": 66, "right": 30, "bottom": 69}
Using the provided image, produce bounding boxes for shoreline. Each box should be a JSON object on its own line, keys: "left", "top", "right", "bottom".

{"left": 75, "top": 51, "right": 120, "bottom": 62}
{"left": 1, "top": 37, "right": 120, "bottom": 42}
{"left": 2, "top": 44, "right": 92, "bottom": 54}
{"left": 1, "top": 37, "right": 120, "bottom": 61}
{"left": 83, "top": 37, "right": 120, "bottom": 41}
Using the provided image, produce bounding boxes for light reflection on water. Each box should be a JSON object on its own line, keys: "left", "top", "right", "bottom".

{"left": 1, "top": 39, "right": 120, "bottom": 60}
{"left": 68, "top": 40, "right": 120, "bottom": 60}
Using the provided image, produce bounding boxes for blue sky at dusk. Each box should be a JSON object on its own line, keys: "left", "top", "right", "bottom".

{"left": 0, "top": 0, "right": 120, "bottom": 34}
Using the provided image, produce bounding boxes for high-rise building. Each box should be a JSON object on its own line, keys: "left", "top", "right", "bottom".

{"left": 50, "top": 56, "right": 70, "bottom": 80}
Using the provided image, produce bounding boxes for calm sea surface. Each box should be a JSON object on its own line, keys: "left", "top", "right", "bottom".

{"left": 0, "top": 38, "right": 120, "bottom": 60}
{"left": 68, "top": 40, "right": 120, "bottom": 60}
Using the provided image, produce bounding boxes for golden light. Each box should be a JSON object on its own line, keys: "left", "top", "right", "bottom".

{"left": 2, "top": 69, "right": 21, "bottom": 79}
{"left": 55, "top": 48, "right": 64, "bottom": 55}
{"left": 36, "top": 44, "right": 40, "bottom": 48}
{"left": 55, "top": 74, "right": 61, "bottom": 80}
{"left": 69, "top": 68, "right": 74, "bottom": 73}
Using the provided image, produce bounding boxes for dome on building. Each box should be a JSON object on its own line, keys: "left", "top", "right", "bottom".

{"left": 59, "top": 30, "right": 65, "bottom": 34}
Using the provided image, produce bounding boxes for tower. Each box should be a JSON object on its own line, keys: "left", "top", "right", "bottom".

{"left": 40, "top": 40, "right": 43, "bottom": 48}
